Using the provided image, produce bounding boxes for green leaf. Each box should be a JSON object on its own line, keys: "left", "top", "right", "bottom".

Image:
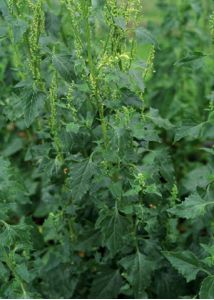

{"left": 24, "top": 92, "right": 45, "bottom": 128}
{"left": 3, "top": 93, "right": 25, "bottom": 121}
{"left": 96, "top": 207, "right": 129, "bottom": 254}
{"left": 175, "top": 52, "right": 206, "bottom": 66}
{"left": 0, "top": 157, "right": 11, "bottom": 187}
{"left": 0, "top": 261, "right": 9, "bottom": 280}
{"left": 168, "top": 193, "right": 213, "bottom": 219}
{"left": 2, "top": 136, "right": 23, "bottom": 157}
{"left": 199, "top": 276, "right": 214, "bottom": 299}
{"left": 42, "top": 213, "right": 63, "bottom": 242}
{"left": 120, "top": 250, "right": 155, "bottom": 298}
{"left": 174, "top": 122, "right": 206, "bottom": 142}
{"left": 109, "top": 181, "right": 123, "bottom": 199}
{"left": 90, "top": 269, "right": 122, "bottom": 299}
{"left": 129, "top": 69, "right": 145, "bottom": 92}
{"left": 52, "top": 54, "right": 74, "bottom": 82}
{"left": 131, "top": 122, "right": 161, "bottom": 142}
{"left": 15, "top": 264, "right": 33, "bottom": 283}
{"left": 68, "top": 158, "right": 96, "bottom": 201}
{"left": 66, "top": 122, "right": 80, "bottom": 134}
{"left": 149, "top": 108, "right": 174, "bottom": 130}
{"left": 124, "top": 185, "right": 141, "bottom": 197}
{"left": 136, "top": 27, "right": 157, "bottom": 45}
{"left": 163, "top": 251, "right": 201, "bottom": 282}
{"left": 11, "top": 19, "right": 28, "bottom": 43}
{"left": 0, "top": 0, "right": 9, "bottom": 18}
{"left": 183, "top": 166, "right": 212, "bottom": 192}
{"left": 145, "top": 184, "right": 162, "bottom": 197}
{"left": 114, "top": 16, "right": 126, "bottom": 30}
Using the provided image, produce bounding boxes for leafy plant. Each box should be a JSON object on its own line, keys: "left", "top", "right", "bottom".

{"left": 0, "top": 0, "right": 213, "bottom": 298}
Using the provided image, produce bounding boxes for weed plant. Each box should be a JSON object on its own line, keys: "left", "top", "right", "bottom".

{"left": 0, "top": 0, "right": 213, "bottom": 298}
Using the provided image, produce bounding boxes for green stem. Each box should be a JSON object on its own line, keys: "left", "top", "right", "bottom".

{"left": 82, "top": 2, "right": 108, "bottom": 148}
{"left": 3, "top": 251, "right": 28, "bottom": 298}
{"left": 200, "top": 268, "right": 212, "bottom": 276}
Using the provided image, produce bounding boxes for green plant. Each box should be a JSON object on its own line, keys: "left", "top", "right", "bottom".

{"left": 0, "top": 0, "right": 213, "bottom": 298}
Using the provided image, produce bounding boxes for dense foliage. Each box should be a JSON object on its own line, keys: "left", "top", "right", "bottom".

{"left": 0, "top": 0, "right": 214, "bottom": 298}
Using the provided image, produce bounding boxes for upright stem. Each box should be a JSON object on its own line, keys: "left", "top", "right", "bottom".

{"left": 4, "top": 252, "right": 28, "bottom": 298}
{"left": 82, "top": 2, "right": 108, "bottom": 148}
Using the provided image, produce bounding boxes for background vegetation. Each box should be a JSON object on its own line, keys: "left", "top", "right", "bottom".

{"left": 0, "top": 0, "right": 213, "bottom": 298}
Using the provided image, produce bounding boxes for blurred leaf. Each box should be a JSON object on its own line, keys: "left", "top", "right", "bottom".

{"left": 90, "top": 269, "right": 122, "bottom": 299}
{"left": 199, "top": 276, "right": 214, "bottom": 299}
{"left": 136, "top": 27, "right": 157, "bottom": 45}
{"left": 120, "top": 250, "right": 156, "bottom": 298}
{"left": 68, "top": 158, "right": 96, "bottom": 201}
{"left": 66, "top": 122, "right": 80, "bottom": 134}
{"left": 163, "top": 251, "right": 202, "bottom": 282}
{"left": 174, "top": 122, "right": 206, "bottom": 142}
{"left": 52, "top": 54, "right": 74, "bottom": 82}
{"left": 149, "top": 108, "right": 174, "bottom": 130}
{"left": 175, "top": 52, "right": 206, "bottom": 66}
{"left": 96, "top": 207, "right": 129, "bottom": 254}
{"left": 24, "top": 92, "right": 45, "bottom": 128}
{"left": 168, "top": 193, "right": 212, "bottom": 219}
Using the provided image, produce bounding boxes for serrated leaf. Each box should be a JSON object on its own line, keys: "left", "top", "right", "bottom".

{"left": 24, "top": 92, "right": 45, "bottom": 128}
{"left": 3, "top": 93, "right": 25, "bottom": 121}
{"left": 163, "top": 251, "right": 201, "bottom": 282}
{"left": 124, "top": 185, "right": 141, "bottom": 197}
{"left": 145, "top": 184, "right": 162, "bottom": 197}
{"left": 168, "top": 193, "right": 212, "bottom": 219}
{"left": 52, "top": 54, "right": 74, "bottom": 82}
{"left": 90, "top": 269, "right": 122, "bottom": 299}
{"left": 120, "top": 250, "right": 155, "bottom": 298}
{"left": 174, "top": 122, "right": 206, "bottom": 142}
{"left": 96, "top": 207, "right": 129, "bottom": 254}
{"left": 183, "top": 166, "right": 212, "bottom": 192}
{"left": 199, "top": 276, "right": 214, "bottom": 299}
{"left": 149, "top": 108, "right": 174, "bottom": 130}
{"left": 109, "top": 181, "right": 123, "bottom": 199}
{"left": 0, "top": 222, "right": 32, "bottom": 249}
{"left": 131, "top": 122, "right": 161, "bottom": 142}
{"left": 66, "top": 122, "right": 80, "bottom": 134}
{"left": 69, "top": 158, "right": 96, "bottom": 201}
